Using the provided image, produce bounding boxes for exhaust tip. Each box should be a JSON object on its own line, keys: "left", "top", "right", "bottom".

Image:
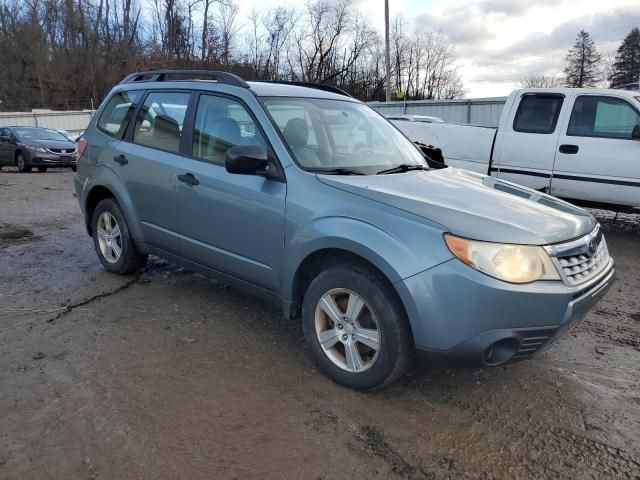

{"left": 482, "top": 338, "right": 519, "bottom": 366}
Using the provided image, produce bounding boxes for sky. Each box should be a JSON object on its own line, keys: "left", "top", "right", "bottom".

{"left": 235, "top": 0, "right": 640, "bottom": 98}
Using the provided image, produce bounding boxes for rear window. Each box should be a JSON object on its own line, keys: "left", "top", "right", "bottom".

{"left": 97, "top": 91, "right": 143, "bottom": 137}
{"left": 513, "top": 94, "right": 564, "bottom": 134}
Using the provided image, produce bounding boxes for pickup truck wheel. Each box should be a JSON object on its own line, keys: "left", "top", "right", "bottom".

{"left": 91, "top": 198, "right": 147, "bottom": 275}
{"left": 302, "top": 265, "right": 413, "bottom": 391}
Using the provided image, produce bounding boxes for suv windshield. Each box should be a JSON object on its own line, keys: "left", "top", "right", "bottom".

{"left": 262, "top": 97, "right": 427, "bottom": 174}
{"left": 14, "top": 127, "right": 69, "bottom": 142}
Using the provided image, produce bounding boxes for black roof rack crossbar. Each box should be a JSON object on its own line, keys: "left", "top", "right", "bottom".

{"left": 255, "top": 80, "right": 352, "bottom": 97}
{"left": 119, "top": 70, "right": 250, "bottom": 88}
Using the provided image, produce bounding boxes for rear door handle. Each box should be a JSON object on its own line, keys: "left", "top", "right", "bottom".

{"left": 178, "top": 173, "right": 199, "bottom": 186}
{"left": 113, "top": 154, "right": 128, "bottom": 165}
{"left": 559, "top": 144, "right": 579, "bottom": 154}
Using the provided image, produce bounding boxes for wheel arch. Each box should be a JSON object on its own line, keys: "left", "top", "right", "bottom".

{"left": 84, "top": 185, "right": 116, "bottom": 236}
{"left": 82, "top": 170, "right": 144, "bottom": 242}
{"left": 288, "top": 247, "right": 402, "bottom": 312}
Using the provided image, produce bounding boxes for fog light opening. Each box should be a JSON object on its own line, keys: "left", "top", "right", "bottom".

{"left": 482, "top": 338, "right": 519, "bottom": 366}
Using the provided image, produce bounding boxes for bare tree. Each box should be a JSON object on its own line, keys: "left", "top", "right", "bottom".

{"left": 0, "top": 0, "right": 465, "bottom": 111}
{"left": 519, "top": 73, "right": 563, "bottom": 89}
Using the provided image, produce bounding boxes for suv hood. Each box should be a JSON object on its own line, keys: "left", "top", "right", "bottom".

{"left": 318, "top": 168, "right": 596, "bottom": 245}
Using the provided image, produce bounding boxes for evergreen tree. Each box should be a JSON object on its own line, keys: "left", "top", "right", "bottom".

{"left": 609, "top": 27, "right": 640, "bottom": 89}
{"left": 564, "top": 30, "right": 602, "bottom": 88}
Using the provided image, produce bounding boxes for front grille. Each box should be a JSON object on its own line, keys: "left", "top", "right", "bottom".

{"left": 557, "top": 240, "right": 608, "bottom": 286}
{"left": 545, "top": 226, "right": 610, "bottom": 287}
{"left": 48, "top": 148, "right": 76, "bottom": 155}
{"left": 512, "top": 328, "right": 555, "bottom": 359}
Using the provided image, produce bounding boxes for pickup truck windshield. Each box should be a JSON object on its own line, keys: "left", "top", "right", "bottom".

{"left": 262, "top": 97, "right": 427, "bottom": 174}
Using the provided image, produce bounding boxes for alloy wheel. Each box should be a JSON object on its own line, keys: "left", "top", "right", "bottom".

{"left": 96, "top": 212, "right": 123, "bottom": 264}
{"left": 314, "top": 288, "right": 381, "bottom": 373}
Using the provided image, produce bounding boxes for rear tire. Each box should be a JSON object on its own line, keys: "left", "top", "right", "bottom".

{"left": 37, "top": 167, "right": 47, "bottom": 173}
{"left": 91, "top": 198, "right": 148, "bottom": 275}
{"left": 16, "top": 152, "right": 31, "bottom": 173}
{"left": 301, "top": 263, "right": 414, "bottom": 391}
{"left": 71, "top": 166, "right": 77, "bottom": 172}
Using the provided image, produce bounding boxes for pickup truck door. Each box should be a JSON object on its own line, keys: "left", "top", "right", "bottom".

{"left": 493, "top": 93, "right": 566, "bottom": 192}
{"left": 175, "top": 93, "right": 286, "bottom": 290}
{"left": 551, "top": 94, "right": 640, "bottom": 209}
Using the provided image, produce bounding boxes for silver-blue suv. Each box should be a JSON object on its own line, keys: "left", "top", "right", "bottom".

{"left": 75, "top": 70, "right": 615, "bottom": 390}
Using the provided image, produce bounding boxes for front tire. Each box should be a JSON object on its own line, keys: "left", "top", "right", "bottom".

{"left": 37, "top": 167, "right": 47, "bottom": 173}
{"left": 302, "top": 264, "right": 413, "bottom": 391}
{"left": 16, "top": 152, "right": 31, "bottom": 173}
{"left": 91, "top": 198, "right": 148, "bottom": 274}
{"left": 71, "top": 166, "right": 77, "bottom": 172}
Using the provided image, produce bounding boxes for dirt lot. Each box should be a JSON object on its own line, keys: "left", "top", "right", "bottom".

{"left": 1, "top": 169, "right": 639, "bottom": 480}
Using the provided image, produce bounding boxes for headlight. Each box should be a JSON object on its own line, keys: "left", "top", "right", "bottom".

{"left": 26, "top": 146, "right": 47, "bottom": 153}
{"left": 444, "top": 234, "right": 560, "bottom": 284}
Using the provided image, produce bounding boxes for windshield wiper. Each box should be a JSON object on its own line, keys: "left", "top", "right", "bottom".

{"left": 312, "top": 168, "right": 365, "bottom": 175}
{"left": 376, "top": 164, "right": 429, "bottom": 175}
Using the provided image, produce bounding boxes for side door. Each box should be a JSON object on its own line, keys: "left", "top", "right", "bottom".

{"left": 115, "top": 90, "right": 193, "bottom": 252}
{"left": 551, "top": 94, "right": 640, "bottom": 208}
{"left": 175, "top": 93, "right": 286, "bottom": 290}
{"left": 493, "top": 93, "right": 565, "bottom": 192}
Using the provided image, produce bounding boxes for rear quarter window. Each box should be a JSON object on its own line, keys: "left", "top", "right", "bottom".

{"left": 513, "top": 94, "right": 564, "bottom": 134}
{"left": 97, "top": 91, "right": 143, "bottom": 137}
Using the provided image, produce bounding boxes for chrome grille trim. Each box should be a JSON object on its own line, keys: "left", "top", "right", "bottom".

{"left": 544, "top": 226, "right": 610, "bottom": 287}
{"left": 46, "top": 148, "right": 77, "bottom": 155}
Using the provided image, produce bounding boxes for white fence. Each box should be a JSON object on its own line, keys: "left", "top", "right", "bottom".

{"left": 0, "top": 110, "right": 95, "bottom": 135}
{"left": 368, "top": 97, "right": 507, "bottom": 127}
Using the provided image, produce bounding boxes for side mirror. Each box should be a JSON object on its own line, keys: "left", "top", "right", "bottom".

{"left": 632, "top": 124, "right": 640, "bottom": 140}
{"left": 225, "top": 145, "right": 270, "bottom": 176}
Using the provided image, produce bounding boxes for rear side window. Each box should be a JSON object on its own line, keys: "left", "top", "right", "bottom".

{"left": 567, "top": 96, "right": 640, "bottom": 139}
{"left": 513, "top": 94, "right": 564, "bottom": 134}
{"left": 97, "top": 91, "right": 143, "bottom": 137}
{"left": 132, "top": 92, "right": 191, "bottom": 154}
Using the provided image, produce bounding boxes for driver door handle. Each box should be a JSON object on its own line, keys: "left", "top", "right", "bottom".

{"left": 178, "top": 173, "right": 199, "bottom": 186}
{"left": 559, "top": 144, "right": 579, "bottom": 154}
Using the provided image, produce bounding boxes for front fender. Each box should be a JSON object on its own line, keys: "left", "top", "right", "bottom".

{"left": 281, "top": 215, "right": 452, "bottom": 301}
{"left": 82, "top": 164, "right": 145, "bottom": 243}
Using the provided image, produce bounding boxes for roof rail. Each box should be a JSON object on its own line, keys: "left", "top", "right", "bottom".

{"left": 255, "top": 80, "right": 352, "bottom": 97}
{"left": 119, "top": 70, "right": 250, "bottom": 88}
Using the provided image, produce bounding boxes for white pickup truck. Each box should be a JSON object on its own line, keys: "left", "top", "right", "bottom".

{"left": 392, "top": 88, "right": 640, "bottom": 212}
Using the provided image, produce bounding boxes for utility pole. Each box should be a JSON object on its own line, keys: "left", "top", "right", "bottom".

{"left": 384, "top": 0, "right": 391, "bottom": 102}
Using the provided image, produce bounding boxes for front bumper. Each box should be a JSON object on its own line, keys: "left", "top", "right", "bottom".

{"left": 396, "top": 257, "right": 615, "bottom": 365}
{"left": 26, "top": 151, "right": 77, "bottom": 167}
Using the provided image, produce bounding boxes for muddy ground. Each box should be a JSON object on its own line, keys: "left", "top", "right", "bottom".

{"left": 0, "top": 169, "right": 639, "bottom": 480}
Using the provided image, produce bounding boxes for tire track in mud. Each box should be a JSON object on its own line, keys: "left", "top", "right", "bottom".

{"left": 354, "top": 425, "right": 437, "bottom": 480}
{"left": 305, "top": 408, "right": 445, "bottom": 479}
{"left": 581, "top": 317, "right": 640, "bottom": 350}
{"left": 463, "top": 392, "right": 640, "bottom": 478}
